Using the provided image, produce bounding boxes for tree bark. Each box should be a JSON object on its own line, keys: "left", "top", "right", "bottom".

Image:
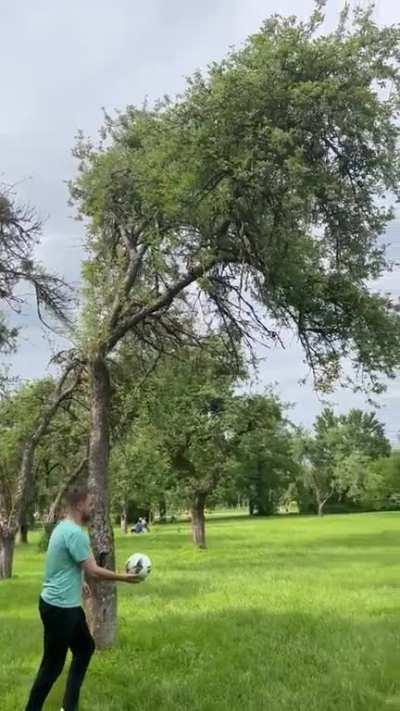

{"left": 86, "top": 355, "right": 117, "bottom": 649}
{"left": 318, "top": 500, "right": 326, "bottom": 517}
{"left": 0, "top": 527, "right": 15, "bottom": 579}
{"left": 191, "top": 493, "right": 207, "bottom": 548}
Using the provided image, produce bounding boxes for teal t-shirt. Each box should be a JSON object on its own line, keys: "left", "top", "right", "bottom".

{"left": 41, "top": 519, "right": 90, "bottom": 608}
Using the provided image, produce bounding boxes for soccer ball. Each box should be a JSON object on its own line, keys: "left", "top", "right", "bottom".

{"left": 125, "top": 553, "right": 152, "bottom": 580}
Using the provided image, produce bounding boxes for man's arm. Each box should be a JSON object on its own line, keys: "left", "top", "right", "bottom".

{"left": 83, "top": 554, "right": 140, "bottom": 583}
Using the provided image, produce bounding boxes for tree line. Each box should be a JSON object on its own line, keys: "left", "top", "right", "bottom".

{"left": 1, "top": 350, "right": 398, "bottom": 554}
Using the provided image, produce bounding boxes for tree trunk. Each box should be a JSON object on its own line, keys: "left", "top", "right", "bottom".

{"left": 159, "top": 497, "right": 167, "bottom": 523}
{"left": 120, "top": 504, "right": 128, "bottom": 534}
{"left": 19, "top": 521, "right": 29, "bottom": 544}
{"left": 318, "top": 500, "right": 325, "bottom": 517}
{"left": 39, "top": 522, "right": 57, "bottom": 552}
{"left": 191, "top": 493, "right": 207, "bottom": 549}
{"left": 0, "top": 528, "right": 16, "bottom": 579}
{"left": 87, "top": 356, "right": 117, "bottom": 649}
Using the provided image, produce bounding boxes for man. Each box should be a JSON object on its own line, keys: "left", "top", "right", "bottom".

{"left": 25, "top": 486, "right": 139, "bottom": 711}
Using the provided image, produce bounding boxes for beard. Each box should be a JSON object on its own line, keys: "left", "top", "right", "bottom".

{"left": 81, "top": 510, "right": 92, "bottom": 525}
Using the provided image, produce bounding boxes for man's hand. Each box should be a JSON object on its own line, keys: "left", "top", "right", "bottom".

{"left": 124, "top": 573, "right": 141, "bottom": 584}
{"left": 82, "top": 582, "right": 91, "bottom": 598}
{"left": 83, "top": 554, "right": 142, "bottom": 583}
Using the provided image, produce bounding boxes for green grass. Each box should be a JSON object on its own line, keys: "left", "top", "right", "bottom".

{"left": 1, "top": 512, "right": 400, "bottom": 710}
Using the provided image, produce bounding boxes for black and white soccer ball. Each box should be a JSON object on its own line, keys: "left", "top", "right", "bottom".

{"left": 125, "top": 553, "right": 152, "bottom": 580}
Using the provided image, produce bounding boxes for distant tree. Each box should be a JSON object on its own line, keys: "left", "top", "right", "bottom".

{"left": 0, "top": 361, "right": 83, "bottom": 578}
{"left": 133, "top": 340, "right": 242, "bottom": 548}
{"left": 298, "top": 408, "right": 391, "bottom": 515}
{"left": 0, "top": 381, "right": 51, "bottom": 546}
{"left": 110, "top": 421, "right": 170, "bottom": 533}
{"left": 230, "top": 394, "right": 297, "bottom": 516}
{"left": 361, "top": 452, "right": 400, "bottom": 510}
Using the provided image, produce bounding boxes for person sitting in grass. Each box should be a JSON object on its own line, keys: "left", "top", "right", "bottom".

{"left": 25, "top": 485, "right": 140, "bottom": 711}
{"left": 131, "top": 517, "right": 148, "bottom": 533}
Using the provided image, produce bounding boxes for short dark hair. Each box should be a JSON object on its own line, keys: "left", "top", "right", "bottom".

{"left": 65, "top": 485, "right": 89, "bottom": 509}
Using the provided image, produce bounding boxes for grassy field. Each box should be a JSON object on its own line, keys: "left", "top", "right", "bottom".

{"left": 1, "top": 513, "right": 400, "bottom": 710}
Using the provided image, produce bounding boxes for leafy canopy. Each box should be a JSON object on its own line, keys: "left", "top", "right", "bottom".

{"left": 72, "top": 6, "right": 400, "bottom": 392}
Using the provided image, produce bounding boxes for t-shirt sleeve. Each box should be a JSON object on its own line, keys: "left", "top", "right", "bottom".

{"left": 65, "top": 529, "right": 90, "bottom": 564}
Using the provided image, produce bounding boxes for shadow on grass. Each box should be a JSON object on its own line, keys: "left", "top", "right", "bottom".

{"left": 4, "top": 606, "right": 400, "bottom": 711}
{"left": 305, "top": 529, "right": 400, "bottom": 549}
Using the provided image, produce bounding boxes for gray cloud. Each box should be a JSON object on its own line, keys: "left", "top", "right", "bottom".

{"left": 1, "top": 0, "right": 400, "bottom": 442}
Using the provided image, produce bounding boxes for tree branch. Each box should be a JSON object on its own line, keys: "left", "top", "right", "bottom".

{"left": 107, "top": 258, "right": 219, "bottom": 351}
{"left": 46, "top": 455, "right": 88, "bottom": 524}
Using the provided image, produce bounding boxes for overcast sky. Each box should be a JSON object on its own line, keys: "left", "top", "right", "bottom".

{"left": 1, "top": 0, "right": 400, "bottom": 441}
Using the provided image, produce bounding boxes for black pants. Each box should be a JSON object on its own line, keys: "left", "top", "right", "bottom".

{"left": 25, "top": 597, "right": 95, "bottom": 711}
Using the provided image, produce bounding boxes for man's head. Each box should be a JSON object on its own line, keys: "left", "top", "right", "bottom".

{"left": 65, "top": 485, "right": 93, "bottom": 525}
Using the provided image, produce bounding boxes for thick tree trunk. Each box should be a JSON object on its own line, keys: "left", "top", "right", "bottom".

{"left": 191, "top": 493, "right": 207, "bottom": 549}
{"left": 87, "top": 356, "right": 117, "bottom": 649}
{"left": 255, "top": 500, "right": 274, "bottom": 516}
{"left": 0, "top": 528, "right": 16, "bottom": 579}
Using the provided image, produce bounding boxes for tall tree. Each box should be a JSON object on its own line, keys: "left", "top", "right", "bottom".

{"left": 71, "top": 8, "right": 400, "bottom": 645}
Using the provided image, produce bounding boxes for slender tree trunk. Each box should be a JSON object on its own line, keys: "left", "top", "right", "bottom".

{"left": 40, "top": 522, "right": 57, "bottom": 552}
{"left": 0, "top": 527, "right": 16, "bottom": 579}
{"left": 191, "top": 493, "right": 207, "bottom": 549}
{"left": 159, "top": 497, "right": 167, "bottom": 523}
{"left": 86, "top": 355, "right": 117, "bottom": 649}
{"left": 314, "top": 485, "right": 329, "bottom": 517}
{"left": 120, "top": 504, "right": 128, "bottom": 534}
{"left": 19, "top": 521, "right": 29, "bottom": 544}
